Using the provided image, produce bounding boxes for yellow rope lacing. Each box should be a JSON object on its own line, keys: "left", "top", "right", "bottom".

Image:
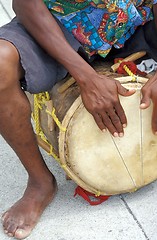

{"left": 46, "top": 108, "right": 66, "bottom": 132}
{"left": 48, "top": 144, "right": 60, "bottom": 162}
{"left": 32, "top": 91, "right": 102, "bottom": 196}
{"left": 32, "top": 91, "right": 66, "bottom": 162}
{"left": 95, "top": 191, "right": 101, "bottom": 197}
{"left": 118, "top": 60, "right": 137, "bottom": 81}
{"left": 123, "top": 64, "right": 137, "bottom": 81}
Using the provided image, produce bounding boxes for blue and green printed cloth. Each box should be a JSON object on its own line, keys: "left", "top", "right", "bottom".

{"left": 44, "top": 0, "right": 157, "bottom": 58}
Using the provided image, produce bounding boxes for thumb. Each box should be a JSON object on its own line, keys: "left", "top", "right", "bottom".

{"left": 116, "top": 82, "right": 136, "bottom": 97}
{"left": 140, "top": 91, "right": 151, "bottom": 109}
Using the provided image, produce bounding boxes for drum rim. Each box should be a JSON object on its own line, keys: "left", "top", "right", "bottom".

{"left": 59, "top": 76, "right": 149, "bottom": 196}
{"left": 59, "top": 96, "right": 105, "bottom": 195}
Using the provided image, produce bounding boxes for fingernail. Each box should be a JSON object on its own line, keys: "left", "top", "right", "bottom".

{"left": 102, "top": 129, "right": 106, "bottom": 133}
{"left": 119, "top": 132, "right": 124, "bottom": 137}
{"left": 140, "top": 103, "right": 146, "bottom": 108}
{"left": 8, "top": 233, "right": 13, "bottom": 237}
{"left": 123, "top": 124, "right": 127, "bottom": 128}
{"left": 113, "top": 132, "right": 118, "bottom": 137}
{"left": 16, "top": 229, "right": 24, "bottom": 236}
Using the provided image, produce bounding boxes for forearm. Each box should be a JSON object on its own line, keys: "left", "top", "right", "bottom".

{"left": 12, "top": 0, "right": 96, "bottom": 86}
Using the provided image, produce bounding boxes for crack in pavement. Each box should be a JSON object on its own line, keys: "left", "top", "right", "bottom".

{"left": 120, "top": 195, "right": 149, "bottom": 240}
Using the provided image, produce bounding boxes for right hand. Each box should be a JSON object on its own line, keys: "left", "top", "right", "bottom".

{"left": 140, "top": 71, "right": 157, "bottom": 134}
{"left": 80, "top": 72, "right": 135, "bottom": 137}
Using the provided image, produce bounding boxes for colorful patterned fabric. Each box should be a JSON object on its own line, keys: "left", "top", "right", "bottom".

{"left": 44, "top": 0, "right": 157, "bottom": 58}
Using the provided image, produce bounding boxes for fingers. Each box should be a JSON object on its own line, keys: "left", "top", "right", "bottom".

{"left": 93, "top": 114, "right": 106, "bottom": 132}
{"left": 151, "top": 92, "right": 157, "bottom": 134}
{"left": 105, "top": 110, "right": 124, "bottom": 137}
{"left": 140, "top": 87, "right": 151, "bottom": 109}
{"left": 93, "top": 109, "right": 125, "bottom": 137}
{"left": 81, "top": 79, "right": 134, "bottom": 137}
{"left": 114, "top": 102, "right": 127, "bottom": 127}
{"left": 103, "top": 82, "right": 134, "bottom": 136}
{"left": 140, "top": 79, "right": 157, "bottom": 134}
{"left": 116, "top": 82, "right": 136, "bottom": 97}
{"left": 152, "top": 104, "right": 157, "bottom": 134}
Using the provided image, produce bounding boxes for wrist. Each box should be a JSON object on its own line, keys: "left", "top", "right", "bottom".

{"left": 67, "top": 60, "right": 97, "bottom": 87}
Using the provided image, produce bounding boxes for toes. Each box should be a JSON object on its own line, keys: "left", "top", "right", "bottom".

{"left": 14, "top": 227, "right": 32, "bottom": 240}
{"left": 2, "top": 217, "right": 11, "bottom": 231}
{"left": 2, "top": 211, "right": 35, "bottom": 239}
{"left": 4, "top": 229, "right": 9, "bottom": 234}
{"left": 7, "top": 232, "right": 14, "bottom": 237}
{"left": 7, "top": 223, "right": 18, "bottom": 237}
{"left": 1, "top": 211, "right": 9, "bottom": 222}
{"left": 2, "top": 214, "right": 18, "bottom": 237}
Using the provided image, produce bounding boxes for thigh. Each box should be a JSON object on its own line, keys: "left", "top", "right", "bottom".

{"left": 0, "top": 39, "right": 24, "bottom": 84}
{"left": 0, "top": 17, "right": 81, "bottom": 94}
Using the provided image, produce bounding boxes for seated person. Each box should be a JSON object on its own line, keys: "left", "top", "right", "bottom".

{"left": 0, "top": 0, "right": 157, "bottom": 239}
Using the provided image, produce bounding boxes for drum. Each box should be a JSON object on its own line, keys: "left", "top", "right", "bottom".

{"left": 27, "top": 62, "right": 157, "bottom": 196}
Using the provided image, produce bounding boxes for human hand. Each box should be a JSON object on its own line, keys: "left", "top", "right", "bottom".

{"left": 140, "top": 71, "right": 157, "bottom": 134}
{"left": 80, "top": 73, "right": 135, "bottom": 137}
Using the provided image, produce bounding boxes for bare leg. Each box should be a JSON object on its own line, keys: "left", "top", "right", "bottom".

{"left": 0, "top": 40, "right": 57, "bottom": 239}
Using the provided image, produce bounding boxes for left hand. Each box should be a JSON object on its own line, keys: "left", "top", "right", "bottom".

{"left": 140, "top": 71, "right": 157, "bottom": 134}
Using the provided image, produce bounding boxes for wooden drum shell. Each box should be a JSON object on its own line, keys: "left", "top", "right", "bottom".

{"left": 27, "top": 62, "right": 157, "bottom": 196}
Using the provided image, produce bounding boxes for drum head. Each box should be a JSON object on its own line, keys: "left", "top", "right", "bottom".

{"left": 59, "top": 79, "right": 157, "bottom": 195}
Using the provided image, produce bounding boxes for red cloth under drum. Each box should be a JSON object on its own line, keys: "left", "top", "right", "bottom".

{"left": 74, "top": 186, "right": 110, "bottom": 205}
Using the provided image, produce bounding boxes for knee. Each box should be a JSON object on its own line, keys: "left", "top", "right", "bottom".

{"left": 0, "top": 40, "right": 22, "bottom": 90}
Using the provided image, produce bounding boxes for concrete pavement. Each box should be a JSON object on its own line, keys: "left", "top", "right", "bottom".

{"left": 0, "top": 1, "right": 157, "bottom": 240}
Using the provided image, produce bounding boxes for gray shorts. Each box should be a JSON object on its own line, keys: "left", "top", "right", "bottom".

{"left": 0, "top": 17, "right": 81, "bottom": 93}
{"left": 0, "top": 17, "right": 157, "bottom": 93}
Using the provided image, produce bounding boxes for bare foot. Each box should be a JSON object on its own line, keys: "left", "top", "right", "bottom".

{"left": 1, "top": 174, "right": 57, "bottom": 239}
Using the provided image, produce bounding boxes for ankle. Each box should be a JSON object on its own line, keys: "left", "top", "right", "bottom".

{"left": 28, "top": 173, "right": 56, "bottom": 190}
